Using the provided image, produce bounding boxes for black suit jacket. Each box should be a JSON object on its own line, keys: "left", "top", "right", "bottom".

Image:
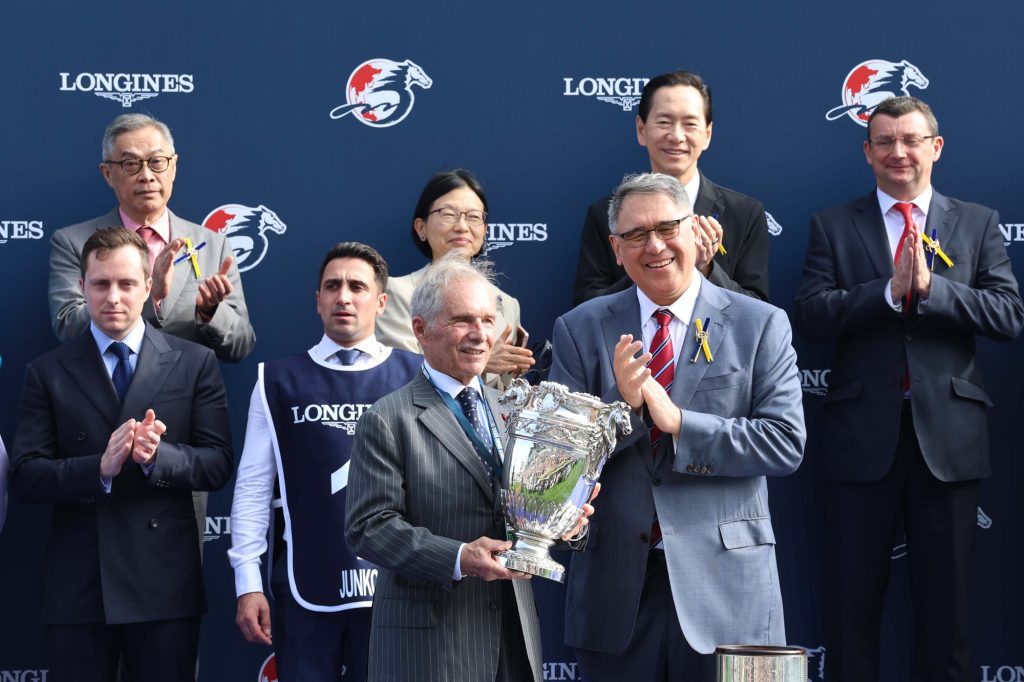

{"left": 572, "top": 172, "right": 770, "bottom": 305}
{"left": 10, "top": 323, "right": 234, "bottom": 624}
{"left": 794, "top": 190, "right": 1023, "bottom": 482}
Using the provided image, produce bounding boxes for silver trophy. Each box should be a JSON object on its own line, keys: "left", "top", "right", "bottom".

{"left": 496, "top": 378, "right": 632, "bottom": 582}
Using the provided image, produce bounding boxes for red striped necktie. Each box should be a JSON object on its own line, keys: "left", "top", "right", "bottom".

{"left": 647, "top": 308, "right": 675, "bottom": 445}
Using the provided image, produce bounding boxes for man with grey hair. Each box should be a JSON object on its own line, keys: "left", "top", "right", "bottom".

{"left": 795, "top": 96, "right": 1023, "bottom": 681}
{"left": 550, "top": 172, "right": 805, "bottom": 680}
{"left": 346, "top": 254, "right": 564, "bottom": 681}
{"left": 48, "top": 113, "right": 255, "bottom": 363}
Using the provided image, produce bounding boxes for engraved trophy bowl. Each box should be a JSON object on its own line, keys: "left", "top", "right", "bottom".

{"left": 495, "top": 378, "right": 632, "bottom": 582}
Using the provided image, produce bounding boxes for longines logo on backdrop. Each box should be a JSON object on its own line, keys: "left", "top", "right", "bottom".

{"left": 765, "top": 211, "right": 783, "bottom": 236}
{"left": 0, "top": 671, "right": 49, "bottom": 681}
{"left": 58, "top": 72, "right": 194, "bottom": 108}
{"left": 999, "top": 222, "right": 1024, "bottom": 246}
{"left": 543, "top": 662, "right": 581, "bottom": 681}
{"left": 800, "top": 369, "right": 830, "bottom": 396}
{"left": 483, "top": 222, "right": 548, "bottom": 255}
{"left": 329, "top": 58, "right": 432, "bottom": 128}
{"left": 202, "top": 204, "right": 287, "bottom": 273}
{"left": 562, "top": 77, "right": 649, "bottom": 111}
{"left": 980, "top": 664, "right": 1024, "bottom": 681}
{"left": 202, "top": 515, "right": 231, "bottom": 544}
{"left": 0, "top": 220, "right": 44, "bottom": 244}
{"left": 824, "top": 59, "right": 929, "bottom": 127}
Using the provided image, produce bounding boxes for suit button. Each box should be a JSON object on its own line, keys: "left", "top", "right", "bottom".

{"left": 639, "top": 532, "right": 650, "bottom": 543}
{"left": 700, "top": 465, "right": 710, "bottom": 475}
{"left": 149, "top": 518, "right": 159, "bottom": 528}
{"left": 708, "top": 464, "right": 715, "bottom": 474}
{"left": 76, "top": 432, "right": 86, "bottom": 441}
{"left": 489, "top": 601, "right": 499, "bottom": 611}
{"left": 686, "top": 464, "right": 696, "bottom": 473}
{"left": 652, "top": 477, "right": 662, "bottom": 486}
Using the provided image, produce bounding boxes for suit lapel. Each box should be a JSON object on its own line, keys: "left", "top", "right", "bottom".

{"left": 852, "top": 193, "right": 895, "bottom": 279}
{"left": 410, "top": 374, "right": 495, "bottom": 502}
{"left": 58, "top": 331, "right": 121, "bottom": 428}
{"left": 925, "top": 191, "right": 957, "bottom": 268}
{"left": 119, "top": 325, "right": 180, "bottom": 422}
{"left": 693, "top": 173, "right": 724, "bottom": 219}
{"left": 601, "top": 290, "right": 643, "bottom": 400}
{"left": 163, "top": 211, "right": 198, "bottom": 314}
{"left": 670, "top": 279, "right": 732, "bottom": 409}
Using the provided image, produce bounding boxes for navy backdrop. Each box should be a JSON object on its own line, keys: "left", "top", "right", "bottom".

{"left": 1, "top": 2, "right": 1022, "bottom": 680}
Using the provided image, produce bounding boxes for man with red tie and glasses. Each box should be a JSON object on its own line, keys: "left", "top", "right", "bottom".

{"left": 549, "top": 172, "right": 805, "bottom": 681}
{"left": 795, "top": 96, "right": 1024, "bottom": 681}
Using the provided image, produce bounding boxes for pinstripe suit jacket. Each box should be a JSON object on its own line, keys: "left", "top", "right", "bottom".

{"left": 345, "top": 372, "right": 542, "bottom": 682}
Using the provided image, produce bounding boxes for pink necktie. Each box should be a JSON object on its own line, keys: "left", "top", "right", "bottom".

{"left": 136, "top": 226, "right": 163, "bottom": 276}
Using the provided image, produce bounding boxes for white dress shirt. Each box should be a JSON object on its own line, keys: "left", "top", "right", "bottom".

{"left": 228, "top": 334, "right": 392, "bottom": 597}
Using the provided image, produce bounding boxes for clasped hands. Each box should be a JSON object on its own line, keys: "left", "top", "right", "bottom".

{"left": 694, "top": 215, "right": 724, "bottom": 278}
{"left": 613, "top": 334, "right": 681, "bottom": 438}
{"left": 99, "top": 408, "right": 166, "bottom": 479}
{"left": 485, "top": 323, "right": 535, "bottom": 378}
{"left": 150, "top": 238, "right": 235, "bottom": 322}
{"left": 891, "top": 222, "right": 932, "bottom": 304}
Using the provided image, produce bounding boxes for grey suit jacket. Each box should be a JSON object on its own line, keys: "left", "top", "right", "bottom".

{"left": 549, "top": 278, "right": 805, "bottom": 655}
{"left": 346, "top": 372, "right": 542, "bottom": 682}
{"left": 49, "top": 208, "right": 256, "bottom": 362}
{"left": 794, "top": 190, "right": 1024, "bottom": 481}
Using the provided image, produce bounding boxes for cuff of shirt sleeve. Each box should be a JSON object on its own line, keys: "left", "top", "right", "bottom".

{"left": 235, "top": 562, "right": 265, "bottom": 598}
{"left": 453, "top": 543, "right": 465, "bottom": 581}
{"left": 884, "top": 279, "right": 903, "bottom": 311}
{"left": 100, "top": 476, "right": 112, "bottom": 494}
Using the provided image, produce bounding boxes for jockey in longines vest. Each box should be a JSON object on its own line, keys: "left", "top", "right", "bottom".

{"left": 261, "top": 347, "right": 421, "bottom": 610}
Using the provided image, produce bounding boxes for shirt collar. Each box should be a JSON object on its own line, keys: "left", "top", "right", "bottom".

{"left": 422, "top": 359, "right": 484, "bottom": 399}
{"left": 683, "top": 172, "right": 701, "bottom": 211}
{"left": 311, "top": 334, "right": 386, "bottom": 363}
{"left": 636, "top": 272, "right": 702, "bottom": 327}
{"left": 90, "top": 319, "right": 145, "bottom": 357}
{"left": 119, "top": 207, "right": 171, "bottom": 243}
{"left": 876, "top": 186, "right": 932, "bottom": 218}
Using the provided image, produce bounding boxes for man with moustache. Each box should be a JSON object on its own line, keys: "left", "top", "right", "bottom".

{"left": 346, "top": 255, "right": 557, "bottom": 681}
{"left": 795, "top": 96, "right": 1023, "bottom": 681}
{"left": 229, "top": 242, "right": 421, "bottom": 681}
{"left": 551, "top": 173, "right": 804, "bottom": 680}
{"left": 573, "top": 70, "right": 771, "bottom": 306}
{"left": 10, "top": 227, "right": 234, "bottom": 681}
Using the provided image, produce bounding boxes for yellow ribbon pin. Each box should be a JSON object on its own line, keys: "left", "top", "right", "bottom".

{"left": 184, "top": 237, "right": 202, "bottom": 278}
{"left": 717, "top": 243, "right": 727, "bottom": 256}
{"left": 921, "top": 233, "right": 953, "bottom": 269}
{"left": 690, "top": 318, "right": 714, "bottom": 364}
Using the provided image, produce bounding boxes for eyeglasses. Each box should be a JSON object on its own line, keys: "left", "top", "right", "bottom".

{"left": 428, "top": 207, "right": 487, "bottom": 228}
{"left": 614, "top": 216, "right": 692, "bottom": 248}
{"left": 869, "top": 135, "right": 936, "bottom": 150}
{"left": 104, "top": 155, "right": 176, "bottom": 175}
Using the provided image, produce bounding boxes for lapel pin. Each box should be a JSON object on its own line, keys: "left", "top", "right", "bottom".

{"left": 174, "top": 238, "right": 206, "bottom": 278}
{"left": 690, "top": 317, "right": 714, "bottom": 364}
{"left": 921, "top": 230, "right": 953, "bottom": 270}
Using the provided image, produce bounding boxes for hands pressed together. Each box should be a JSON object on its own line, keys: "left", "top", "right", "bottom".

{"left": 891, "top": 222, "right": 932, "bottom": 304}
{"left": 150, "top": 237, "right": 235, "bottom": 322}
{"left": 99, "top": 408, "right": 166, "bottom": 479}
{"left": 613, "top": 335, "right": 681, "bottom": 438}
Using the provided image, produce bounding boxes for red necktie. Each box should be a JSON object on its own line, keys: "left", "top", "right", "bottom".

{"left": 647, "top": 309, "right": 675, "bottom": 445}
{"left": 894, "top": 202, "right": 915, "bottom": 391}
{"left": 646, "top": 309, "right": 674, "bottom": 549}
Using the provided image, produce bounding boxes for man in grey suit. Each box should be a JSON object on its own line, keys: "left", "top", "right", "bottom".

{"left": 794, "top": 96, "right": 1024, "bottom": 681}
{"left": 549, "top": 173, "right": 805, "bottom": 680}
{"left": 48, "top": 113, "right": 255, "bottom": 363}
{"left": 346, "top": 255, "right": 550, "bottom": 682}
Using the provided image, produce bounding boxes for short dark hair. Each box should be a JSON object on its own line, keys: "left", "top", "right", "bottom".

{"left": 318, "top": 241, "right": 389, "bottom": 293}
{"left": 81, "top": 227, "right": 151, "bottom": 279}
{"left": 410, "top": 169, "right": 489, "bottom": 260}
{"left": 638, "top": 71, "right": 712, "bottom": 124}
{"left": 866, "top": 96, "right": 939, "bottom": 139}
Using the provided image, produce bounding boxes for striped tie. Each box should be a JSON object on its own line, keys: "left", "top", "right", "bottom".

{"left": 646, "top": 309, "right": 675, "bottom": 445}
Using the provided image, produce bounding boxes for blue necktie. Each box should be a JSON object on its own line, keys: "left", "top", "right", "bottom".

{"left": 457, "top": 387, "right": 493, "bottom": 451}
{"left": 109, "top": 341, "right": 134, "bottom": 403}
{"left": 335, "top": 348, "right": 361, "bottom": 366}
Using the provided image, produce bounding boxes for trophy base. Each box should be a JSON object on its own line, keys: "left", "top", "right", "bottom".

{"left": 496, "top": 548, "right": 566, "bottom": 583}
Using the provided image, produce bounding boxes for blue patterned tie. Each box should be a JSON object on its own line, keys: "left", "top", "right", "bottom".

{"left": 335, "top": 348, "right": 361, "bottom": 366}
{"left": 109, "top": 341, "right": 134, "bottom": 403}
{"left": 457, "top": 387, "right": 493, "bottom": 451}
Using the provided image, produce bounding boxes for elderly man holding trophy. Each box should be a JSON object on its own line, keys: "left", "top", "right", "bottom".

{"left": 548, "top": 173, "right": 806, "bottom": 681}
